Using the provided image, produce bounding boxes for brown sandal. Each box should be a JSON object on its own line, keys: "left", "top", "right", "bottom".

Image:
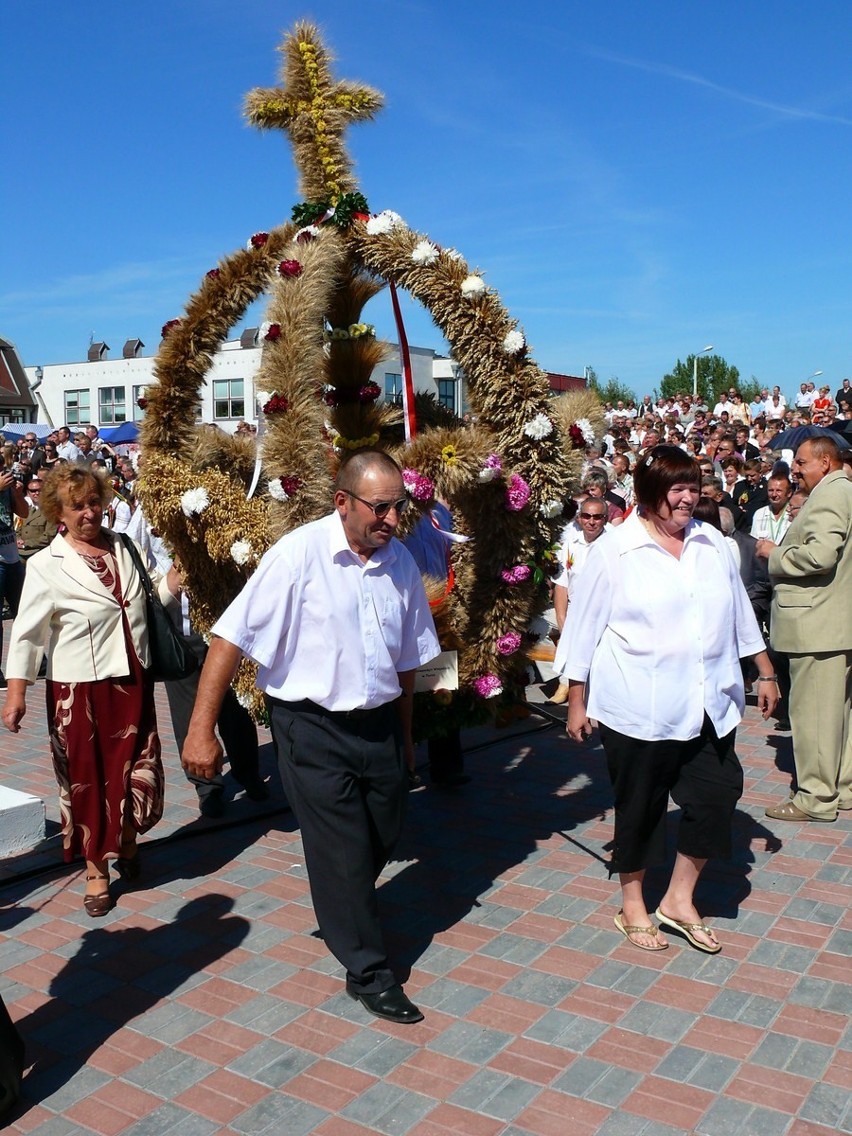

{"left": 83, "top": 875, "right": 114, "bottom": 918}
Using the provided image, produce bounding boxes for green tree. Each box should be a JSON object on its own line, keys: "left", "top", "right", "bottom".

{"left": 660, "top": 354, "right": 740, "bottom": 405}
{"left": 588, "top": 374, "right": 637, "bottom": 405}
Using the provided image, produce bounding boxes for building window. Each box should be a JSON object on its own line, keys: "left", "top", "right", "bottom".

{"left": 384, "top": 373, "right": 402, "bottom": 402}
{"left": 64, "top": 389, "right": 91, "bottom": 426}
{"left": 99, "top": 386, "right": 127, "bottom": 425}
{"left": 133, "top": 385, "right": 147, "bottom": 422}
{"left": 437, "top": 379, "right": 456, "bottom": 412}
{"left": 213, "top": 378, "right": 244, "bottom": 420}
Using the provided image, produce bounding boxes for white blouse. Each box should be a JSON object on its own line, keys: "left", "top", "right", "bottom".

{"left": 555, "top": 512, "right": 765, "bottom": 741}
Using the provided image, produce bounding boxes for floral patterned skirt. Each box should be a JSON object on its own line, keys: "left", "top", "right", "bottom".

{"left": 46, "top": 646, "right": 164, "bottom": 864}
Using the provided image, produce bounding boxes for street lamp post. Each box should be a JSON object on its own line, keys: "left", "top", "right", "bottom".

{"left": 692, "top": 344, "right": 714, "bottom": 400}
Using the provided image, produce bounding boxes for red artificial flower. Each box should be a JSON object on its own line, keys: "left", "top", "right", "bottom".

{"left": 278, "top": 259, "right": 303, "bottom": 277}
{"left": 264, "top": 324, "right": 282, "bottom": 341}
{"left": 161, "top": 319, "right": 181, "bottom": 338}
{"left": 359, "top": 382, "right": 381, "bottom": 402}
{"left": 295, "top": 229, "right": 316, "bottom": 244}
{"left": 206, "top": 268, "right": 220, "bottom": 279}
{"left": 263, "top": 394, "right": 290, "bottom": 415}
{"left": 281, "top": 476, "right": 302, "bottom": 496}
{"left": 250, "top": 232, "right": 269, "bottom": 248}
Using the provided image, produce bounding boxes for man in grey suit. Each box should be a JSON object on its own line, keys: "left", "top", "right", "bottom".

{"left": 756, "top": 437, "right": 852, "bottom": 821}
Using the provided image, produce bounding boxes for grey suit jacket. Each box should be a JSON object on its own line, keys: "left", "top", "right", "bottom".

{"left": 768, "top": 470, "right": 852, "bottom": 653}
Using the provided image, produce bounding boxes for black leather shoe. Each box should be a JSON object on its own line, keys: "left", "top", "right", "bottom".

{"left": 236, "top": 776, "right": 269, "bottom": 802}
{"left": 346, "top": 983, "right": 424, "bottom": 1024}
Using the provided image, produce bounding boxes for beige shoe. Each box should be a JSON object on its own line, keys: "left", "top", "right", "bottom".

{"left": 548, "top": 683, "right": 569, "bottom": 705}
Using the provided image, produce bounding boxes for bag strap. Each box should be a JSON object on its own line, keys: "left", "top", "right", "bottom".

{"left": 116, "top": 532, "right": 156, "bottom": 605}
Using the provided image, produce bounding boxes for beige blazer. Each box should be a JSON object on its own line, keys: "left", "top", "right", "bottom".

{"left": 6, "top": 532, "right": 177, "bottom": 684}
{"left": 768, "top": 469, "right": 852, "bottom": 654}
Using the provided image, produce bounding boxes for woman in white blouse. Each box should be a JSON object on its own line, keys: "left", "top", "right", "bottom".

{"left": 556, "top": 446, "right": 778, "bottom": 954}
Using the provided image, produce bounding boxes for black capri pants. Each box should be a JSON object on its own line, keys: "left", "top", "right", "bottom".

{"left": 598, "top": 714, "right": 743, "bottom": 875}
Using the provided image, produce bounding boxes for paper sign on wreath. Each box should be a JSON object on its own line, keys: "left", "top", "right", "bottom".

{"left": 414, "top": 650, "right": 459, "bottom": 693}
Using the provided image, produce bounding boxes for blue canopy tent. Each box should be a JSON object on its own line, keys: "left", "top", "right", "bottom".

{"left": 99, "top": 421, "right": 139, "bottom": 444}
{"left": 0, "top": 423, "right": 54, "bottom": 442}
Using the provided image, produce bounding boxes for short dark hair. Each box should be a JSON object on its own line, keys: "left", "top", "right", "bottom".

{"left": 633, "top": 445, "right": 700, "bottom": 512}
{"left": 334, "top": 449, "right": 402, "bottom": 494}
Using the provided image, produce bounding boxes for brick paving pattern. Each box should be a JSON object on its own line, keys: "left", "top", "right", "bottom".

{"left": 1, "top": 647, "right": 850, "bottom": 1135}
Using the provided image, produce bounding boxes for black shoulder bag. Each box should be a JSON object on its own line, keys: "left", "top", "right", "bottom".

{"left": 117, "top": 533, "right": 197, "bottom": 682}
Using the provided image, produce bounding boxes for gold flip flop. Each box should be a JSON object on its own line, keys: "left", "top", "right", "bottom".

{"left": 613, "top": 910, "right": 668, "bottom": 952}
{"left": 655, "top": 907, "right": 721, "bottom": 954}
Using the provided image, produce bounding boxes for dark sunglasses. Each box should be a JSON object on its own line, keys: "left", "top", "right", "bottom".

{"left": 579, "top": 511, "right": 606, "bottom": 521}
{"left": 347, "top": 491, "right": 409, "bottom": 519}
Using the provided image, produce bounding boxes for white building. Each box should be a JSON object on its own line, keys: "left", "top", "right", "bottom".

{"left": 19, "top": 333, "right": 464, "bottom": 433}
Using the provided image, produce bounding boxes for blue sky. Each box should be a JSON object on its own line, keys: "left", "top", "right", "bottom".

{"left": 3, "top": 1, "right": 851, "bottom": 399}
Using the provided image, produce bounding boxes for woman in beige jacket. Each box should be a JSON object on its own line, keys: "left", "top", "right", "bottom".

{"left": 1, "top": 465, "right": 180, "bottom": 915}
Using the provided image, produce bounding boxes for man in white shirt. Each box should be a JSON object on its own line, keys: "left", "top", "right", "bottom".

{"left": 794, "top": 383, "right": 814, "bottom": 410}
{"left": 182, "top": 450, "right": 440, "bottom": 1024}
{"left": 548, "top": 499, "right": 609, "bottom": 705}
{"left": 750, "top": 474, "right": 793, "bottom": 542}
{"left": 55, "top": 426, "right": 81, "bottom": 463}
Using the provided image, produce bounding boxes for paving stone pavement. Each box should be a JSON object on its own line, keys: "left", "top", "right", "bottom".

{"left": 1, "top": 656, "right": 850, "bottom": 1135}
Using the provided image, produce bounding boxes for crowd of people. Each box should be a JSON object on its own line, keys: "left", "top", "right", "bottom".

{"left": 0, "top": 383, "right": 850, "bottom": 1028}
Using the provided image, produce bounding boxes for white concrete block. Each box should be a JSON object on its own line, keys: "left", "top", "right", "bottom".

{"left": 0, "top": 785, "right": 46, "bottom": 857}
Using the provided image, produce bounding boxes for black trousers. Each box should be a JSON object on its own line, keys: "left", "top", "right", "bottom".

{"left": 267, "top": 697, "right": 406, "bottom": 994}
{"left": 0, "top": 994, "right": 25, "bottom": 1117}
{"left": 598, "top": 715, "right": 743, "bottom": 875}
{"left": 165, "top": 632, "right": 258, "bottom": 799}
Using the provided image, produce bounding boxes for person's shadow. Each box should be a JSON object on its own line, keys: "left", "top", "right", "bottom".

{"left": 378, "top": 713, "right": 617, "bottom": 977}
{"left": 6, "top": 895, "right": 249, "bottom": 1119}
{"left": 379, "top": 712, "right": 783, "bottom": 975}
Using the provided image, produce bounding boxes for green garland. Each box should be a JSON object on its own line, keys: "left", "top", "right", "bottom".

{"left": 292, "top": 191, "right": 370, "bottom": 228}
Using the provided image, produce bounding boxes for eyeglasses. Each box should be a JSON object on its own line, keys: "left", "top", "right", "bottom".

{"left": 579, "top": 511, "right": 606, "bottom": 521}
{"left": 347, "top": 491, "right": 409, "bottom": 519}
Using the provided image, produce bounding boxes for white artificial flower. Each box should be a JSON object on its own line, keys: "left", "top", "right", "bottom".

{"left": 180, "top": 487, "right": 210, "bottom": 518}
{"left": 230, "top": 540, "right": 253, "bottom": 566}
{"left": 259, "top": 322, "right": 272, "bottom": 340}
{"left": 539, "top": 499, "right": 563, "bottom": 519}
{"left": 236, "top": 691, "right": 254, "bottom": 710}
{"left": 365, "top": 210, "right": 405, "bottom": 235}
{"left": 460, "top": 274, "right": 486, "bottom": 298}
{"left": 503, "top": 329, "right": 525, "bottom": 355}
{"left": 484, "top": 683, "right": 503, "bottom": 699}
{"left": 443, "top": 248, "right": 465, "bottom": 263}
{"left": 478, "top": 467, "right": 500, "bottom": 483}
{"left": 411, "top": 239, "right": 438, "bottom": 266}
{"left": 576, "top": 417, "right": 596, "bottom": 446}
{"left": 256, "top": 390, "right": 272, "bottom": 407}
{"left": 267, "top": 477, "right": 289, "bottom": 502}
{"left": 523, "top": 413, "right": 554, "bottom": 440}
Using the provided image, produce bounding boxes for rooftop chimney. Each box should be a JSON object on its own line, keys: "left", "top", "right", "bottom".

{"left": 87, "top": 341, "right": 109, "bottom": 362}
{"left": 122, "top": 338, "right": 144, "bottom": 359}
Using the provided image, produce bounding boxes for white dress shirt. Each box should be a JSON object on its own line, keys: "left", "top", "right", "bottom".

{"left": 213, "top": 512, "right": 440, "bottom": 710}
{"left": 750, "top": 505, "right": 791, "bottom": 543}
{"left": 555, "top": 512, "right": 765, "bottom": 741}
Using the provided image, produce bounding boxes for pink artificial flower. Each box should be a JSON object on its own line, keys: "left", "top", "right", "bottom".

{"left": 402, "top": 469, "right": 435, "bottom": 501}
{"left": 500, "top": 565, "right": 532, "bottom": 585}
{"left": 473, "top": 673, "right": 503, "bottom": 699}
{"left": 505, "top": 474, "right": 531, "bottom": 511}
{"left": 496, "top": 632, "right": 522, "bottom": 655}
